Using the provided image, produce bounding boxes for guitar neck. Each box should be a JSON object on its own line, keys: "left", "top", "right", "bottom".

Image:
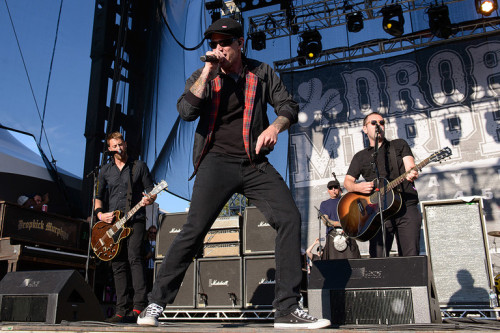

{"left": 385, "top": 156, "right": 432, "bottom": 192}
{"left": 115, "top": 202, "right": 143, "bottom": 229}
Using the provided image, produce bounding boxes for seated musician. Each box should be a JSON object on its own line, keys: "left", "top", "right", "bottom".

{"left": 319, "top": 176, "right": 360, "bottom": 259}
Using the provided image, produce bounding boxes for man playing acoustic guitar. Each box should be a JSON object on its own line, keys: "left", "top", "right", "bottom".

{"left": 94, "top": 132, "right": 156, "bottom": 322}
{"left": 343, "top": 112, "right": 421, "bottom": 258}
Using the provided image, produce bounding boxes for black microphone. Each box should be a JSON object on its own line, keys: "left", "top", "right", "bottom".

{"left": 200, "top": 55, "right": 218, "bottom": 63}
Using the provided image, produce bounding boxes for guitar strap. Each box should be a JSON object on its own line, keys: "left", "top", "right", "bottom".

{"left": 388, "top": 141, "right": 403, "bottom": 193}
{"left": 126, "top": 159, "right": 137, "bottom": 214}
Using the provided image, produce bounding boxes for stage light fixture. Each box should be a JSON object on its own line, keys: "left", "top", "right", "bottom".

{"left": 250, "top": 31, "right": 266, "bottom": 50}
{"left": 476, "top": 0, "right": 498, "bottom": 16}
{"left": 427, "top": 5, "right": 452, "bottom": 39}
{"left": 347, "top": 11, "right": 364, "bottom": 33}
{"left": 381, "top": 4, "right": 405, "bottom": 37}
{"left": 297, "top": 29, "right": 322, "bottom": 64}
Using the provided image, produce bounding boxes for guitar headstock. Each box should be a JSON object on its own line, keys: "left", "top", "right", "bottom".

{"left": 429, "top": 147, "right": 452, "bottom": 163}
{"left": 151, "top": 180, "right": 168, "bottom": 196}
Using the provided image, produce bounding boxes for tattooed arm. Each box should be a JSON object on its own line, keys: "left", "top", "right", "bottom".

{"left": 255, "top": 116, "right": 291, "bottom": 154}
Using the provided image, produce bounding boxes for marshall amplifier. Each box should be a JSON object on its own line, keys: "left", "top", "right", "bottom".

{"left": 156, "top": 212, "right": 187, "bottom": 259}
{"left": 244, "top": 256, "right": 275, "bottom": 308}
{"left": 308, "top": 256, "right": 441, "bottom": 325}
{"left": 243, "top": 206, "right": 276, "bottom": 255}
{"left": 196, "top": 257, "right": 242, "bottom": 308}
{"left": 155, "top": 260, "right": 196, "bottom": 308}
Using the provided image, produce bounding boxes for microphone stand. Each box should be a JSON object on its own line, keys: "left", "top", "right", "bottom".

{"left": 84, "top": 154, "right": 111, "bottom": 283}
{"left": 313, "top": 206, "right": 325, "bottom": 253}
{"left": 371, "top": 126, "right": 387, "bottom": 257}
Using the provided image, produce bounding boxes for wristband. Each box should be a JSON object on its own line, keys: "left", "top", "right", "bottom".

{"left": 94, "top": 207, "right": 104, "bottom": 216}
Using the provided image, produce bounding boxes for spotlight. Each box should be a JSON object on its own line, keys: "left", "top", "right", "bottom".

{"left": 476, "top": 0, "right": 498, "bottom": 16}
{"left": 381, "top": 4, "right": 405, "bottom": 37}
{"left": 297, "top": 29, "right": 322, "bottom": 64}
{"left": 427, "top": 5, "right": 452, "bottom": 39}
{"left": 347, "top": 11, "right": 364, "bottom": 33}
{"left": 250, "top": 31, "right": 266, "bottom": 51}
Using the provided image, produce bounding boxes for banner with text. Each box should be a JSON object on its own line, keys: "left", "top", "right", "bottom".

{"left": 281, "top": 36, "right": 500, "bottom": 257}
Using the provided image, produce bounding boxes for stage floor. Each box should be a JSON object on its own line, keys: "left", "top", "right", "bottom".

{"left": 2, "top": 319, "right": 500, "bottom": 333}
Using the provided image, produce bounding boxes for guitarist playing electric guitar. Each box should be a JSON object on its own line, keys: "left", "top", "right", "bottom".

{"left": 343, "top": 112, "right": 421, "bottom": 258}
{"left": 94, "top": 132, "right": 157, "bottom": 323}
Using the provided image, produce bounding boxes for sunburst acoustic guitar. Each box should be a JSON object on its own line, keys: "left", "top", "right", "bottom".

{"left": 337, "top": 147, "right": 452, "bottom": 241}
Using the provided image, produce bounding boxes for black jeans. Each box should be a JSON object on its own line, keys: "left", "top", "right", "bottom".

{"left": 151, "top": 153, "right": 302, "bottom": 317}
{"left": 369, "top": 203, "right": 422, "bottom": 257}
{"left": 111, "top": 220, "right": 147, "bottom": 315}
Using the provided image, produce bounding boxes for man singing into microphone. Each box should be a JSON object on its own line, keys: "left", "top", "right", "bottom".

{"left": 137, "top": 18, "right": 330, "bottom": 329}
{"left": 94, "top": 132, "right": 156, "bottom": 322}
{"left": 343, "top": 112, "right": 421, "bottom": 258}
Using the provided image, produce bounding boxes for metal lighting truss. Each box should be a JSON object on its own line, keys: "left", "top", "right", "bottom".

{"left": 247, "top": 0, "right": 467, "bottom": 40}
{"left": 274, "top": 17, "right": 500, "bottom": 72}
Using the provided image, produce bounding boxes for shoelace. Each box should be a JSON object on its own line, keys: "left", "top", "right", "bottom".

{"left": 145, "top": 304, "right": 163, "bottom": 317}
{"left": 294, "top": 309, "right": 316, "bottom": 321}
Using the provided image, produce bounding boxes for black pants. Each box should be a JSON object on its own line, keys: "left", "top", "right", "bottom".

{"left": 151, "top": 153, "right": 302, "bottom": 317}
{"left": 369, "top": 203, "right": 422, "bottom": 257}
{"left": 111, "top": 220, "right": 147, "bottom": 316}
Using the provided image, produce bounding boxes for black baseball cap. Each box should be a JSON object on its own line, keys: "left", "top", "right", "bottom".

{"left": 204, "top": 18, "right": 244, "bottom": 39}
{"left": 327, "top": 180, "right": 340, "bottom": 188}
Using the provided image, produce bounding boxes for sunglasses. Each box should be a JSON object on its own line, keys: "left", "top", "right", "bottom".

{"left": 209, "top": 37, "right": 237, "bottom": 49}
{"left": 328, "top": 185, "right": 340, "bottom": 190}
{"left": 369, "top": 120, "right": 385, "bottom": 126}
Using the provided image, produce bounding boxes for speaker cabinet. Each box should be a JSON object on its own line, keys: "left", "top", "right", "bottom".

{"left": 244, "top": 256, "right": 275, "bottom": 308}
{"left": 156, "top": 212, "right": 188, "bottom": 259}
{"left": 308, "top": 256, "right": 441, "bottom": 325}
{"left": 197, "top": 257, "right": 242, "bottom": 308}
{"left": 0, "top": 270, "right": 104, "bottom": 323}
{"left": 155, "top": 260, "right": 196, "bottom": 308}
{"left": 243, "top": 206, "right": 276, "bottom": 254}
{"left": 421, "top": 198, "right": 493, "bottom": 307}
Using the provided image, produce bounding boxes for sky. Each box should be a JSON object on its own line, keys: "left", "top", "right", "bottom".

{"left": 0, "top": 0, "right": 189, "bottom": 213}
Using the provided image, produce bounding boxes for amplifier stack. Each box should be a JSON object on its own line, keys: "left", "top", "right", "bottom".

{"left": 155, "top": 206, "right": 277, "bottom": 309}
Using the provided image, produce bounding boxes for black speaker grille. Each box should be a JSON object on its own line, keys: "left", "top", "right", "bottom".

{"left": 330, "top": 289, "right": 414, "bottom": 325}
{"left": 244, "top": 206, "right": 275, "bottom": 254}
{"left": 1, "top": 295, "right": 48, "bottom": 322}
{"left": 156, "top": 213, "right": 188, "bottom": 258}
{"left": 197, "top": 258, "right": 242, "bottom": 308}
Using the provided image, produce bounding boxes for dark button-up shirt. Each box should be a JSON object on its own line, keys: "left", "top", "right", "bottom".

{"left": 96, "top": 159, "right": 154, "bottom": 220}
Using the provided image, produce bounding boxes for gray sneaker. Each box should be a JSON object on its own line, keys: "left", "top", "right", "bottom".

{"left": 274, "top": 308, "right": 331, "bottom": 329}
{"left": 136, "top": 303, "right": 164, "bottom": 327}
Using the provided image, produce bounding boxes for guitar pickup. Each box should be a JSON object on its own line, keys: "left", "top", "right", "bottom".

{"left": 356, "top": 199, "right": 366, "bottom": 216}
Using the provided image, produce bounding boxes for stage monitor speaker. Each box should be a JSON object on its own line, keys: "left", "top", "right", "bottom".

{"left": 243, "top": 206, "right": 276, "bottom": 254}
{"left": 156, "top": 212, "right": 188, "bottom": 259}
{"left": 155, "top": 260, "right": 196, "bottom": 308}
{"left": 308, "top": 256, "right": 441, "bottom": 325}
{"left": 0, "top": 270, "right": 104, "bottom": 323}
{"left": 244, "top": 256, "right": 275, "bottom": 308}
{"left": 421, "top": 198, "right": 493, "bottom": 307}
{"left": 197, "top": 257, "right": 242, "bottom": 308}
